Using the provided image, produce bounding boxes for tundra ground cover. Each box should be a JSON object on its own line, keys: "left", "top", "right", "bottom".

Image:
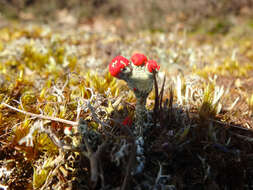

{"left": 0, "top": 19, "right": 253, "bottom": 189}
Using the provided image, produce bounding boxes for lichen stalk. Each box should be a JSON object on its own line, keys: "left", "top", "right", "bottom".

{"left": 135, "top": 96, "right": 147, "bottom": 136}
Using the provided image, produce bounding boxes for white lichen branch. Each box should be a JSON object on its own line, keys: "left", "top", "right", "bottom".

{"left": 224, "top": 97, "right": 240, "bottom": 111}
{"left": 18, "top": 120, "right": 79, "bottom": 151}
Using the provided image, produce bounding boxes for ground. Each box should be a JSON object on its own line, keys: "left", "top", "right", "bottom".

{"left": 0, "top": 9, "right": 253, "bottom": 190}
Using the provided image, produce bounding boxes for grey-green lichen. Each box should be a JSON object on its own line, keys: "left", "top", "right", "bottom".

{"left": 108, "top": 54, "right": 159, "bottom": 136}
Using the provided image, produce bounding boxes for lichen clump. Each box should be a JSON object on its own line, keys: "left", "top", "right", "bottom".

{"left": 109, "top": 53, "right": 160, "bottom": 136}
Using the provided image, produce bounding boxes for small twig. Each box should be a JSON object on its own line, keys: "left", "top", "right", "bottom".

{"left": 82, "top": 136, "right": 108, "bottom": 189}
{"left": 169, "top": 86, "right": 173, "bottom": 109}
{"left": 99, "top": 160, "right": 105, "bottom": 188}
{"left": 2, "top": 103, "right": 78, "bottom": 126}
{"left": 159, "top": 75, "right": 166, "bottom": 110}
{"left": 92, "top": 141, "right": 107, "bottom": 187}
{"left": 87, "top": 102, "right": 111, "bottom": 128}
{"left": 79, "top": 119, "right": 108, "bottom": 189}
{"left": 82, "top": 135, "right": 93, "bottom": 157}
{"left": 209, "top": 118, "right": 253, "bottom": 132}
{"left": 224, "top": 97, "right": 240, "bottom": 111}
{"left": 168, "top": 86, "right": 174, "bottom": 124}
{"left": 18, "top": 120, "right": 80, "bottom": 151}
{"left": 153, "top": 72, "right": 159, "bottom": 127}
{"left": 231, "top": 132, "right": 253, "bottom": 142}
{"left": 154, "top": 162, "right": 171, "bottom": 187}
{"left": 43, "top": 127, "right": 80, "bottom": 151}
{"left": 159, "top": 76, "right": 166, "bottom": 127}
{"left": 76, "top": 99, "right": 82, "bottom": 122}
{"left": 40, "top": 169, "right": 54, "bottom": 190}
{"left": 176, "top": 75, "right": 182, "bottom": 105}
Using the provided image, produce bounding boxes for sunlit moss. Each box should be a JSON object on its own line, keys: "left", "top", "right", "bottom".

{"left": 33, "top": 156, "right": 55, "bottom": 189}
{"left": 70, "top": 71, "right": 120, "bottom": 98}
{"left": 248, "top": 94, "right": 253, "bottom": 114}
{"left": 0, "top": 27, "right": 12, "bottom": 41}
{"left": 59, "top": 105, "right": 67, "bottom": 118}
{"left": 217, "top": 59, "right": 253, "bottom": 76}
{"left": 194, "top": 58, "right": 253, "bottom": 78}
{"left": 0, "top": 42, "right": 4, "bottom": 52}
{"left": 39, "top": 87, "right": 47, "bottom": 100}
{"left": 22, "top": 26, "right": 48, "bottom": 39}
{"left": 199, "top": 83, "right": 223, "bottom": 120}
{"left": 21, "top": 92, "right": 37, "bottom": 110}
{"left": 51, "top": 46, "right": 65, "bottom": 64}
{"left": 43, "top": 104, "right": 56, "bottom": 116}
{"left": 33, "top": 166, "right": 50, "bottom": 189}
{"left": 67, "top": 55, "right": 77, "bottom": 71}
{"left": 22, "top": 44, "right": 50, "bottom": 70}
{"left": 0, "top": 112, "right": 2, "bottom": 123}
{"left": 239, "top": 39, "right": 253, "bottom": 61}
{"left": 0, "top": 26, "right": 51, "bottom": 42}
{"left": 11, "top": 118, "right": 32, "bottom": 143}
{"left": 1, "top": 59, "right": 21, "bottom": 74}
{"left": 89, "top": 121, "right": 99, "bottom": 129}
{"left": 76, "top": 81, "right": 92, "bottom": 99}
{"left": 35, "top": 132, "right": 58, "bottom": 154}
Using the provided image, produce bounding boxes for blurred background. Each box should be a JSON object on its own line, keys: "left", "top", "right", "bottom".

{"left": 1, "top": 0, "right": 253, "bottom": 33}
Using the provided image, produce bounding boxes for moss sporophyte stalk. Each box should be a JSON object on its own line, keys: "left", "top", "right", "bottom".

{"left": 109, "top": 53, "right": 160, "bottom": 136}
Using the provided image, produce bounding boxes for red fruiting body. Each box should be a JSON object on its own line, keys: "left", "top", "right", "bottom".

{"left": 122, "top": 116, "right": 133, "bottom": 127}
{"left": 64, "top": 126, "right": 73, "bottom": 135}
{"left": 131, "top": 53, "right": 147, "bottom": 66}
{"left": 109, "top": 56, "right": 130, "bottom": 77}
{"left": 147, "top": 60, "right": 160, "bottom": 73}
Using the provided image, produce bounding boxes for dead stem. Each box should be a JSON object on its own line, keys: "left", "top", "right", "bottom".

{"left": 82, "top": 136, "right": 108, "bottom": 189}
{"left": 2, "top": 103, "right": 78, "bottom": 126}
{"left": 153, "top": 72, "right": 159, "bottom": 127}
{"left": 209, "top": 118, "right": 253, "bottom": 132}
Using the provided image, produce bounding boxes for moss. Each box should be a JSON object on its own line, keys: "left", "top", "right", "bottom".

{"left": 199, "top": 83, "right": 222, "bottom": 120}
{"left": 22, "top": 44, "right": 48, "bottom": 70}
{"left": 194, "top": 59, "right": 253, "bottom": 78}
{"left": 248, "top": 94, "right": 253, "bottom": 113}
{"left": 35, "top": 132, "right": 58, "bottom": 154}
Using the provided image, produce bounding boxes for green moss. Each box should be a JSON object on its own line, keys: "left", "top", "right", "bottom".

{"left": 32, "top": 156, "right": 55, "bottom": 189}
{"left": 22, "top": 44, "right": 50, "bottom": 70}
{"left": 199, "top": 83, "right": 222, "bottom": 120}
{"left": 194, "top": 58, "right": 253, "bottom": 78}
{"left": 35, "top": 132, "right": 58, "bottom": 154}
